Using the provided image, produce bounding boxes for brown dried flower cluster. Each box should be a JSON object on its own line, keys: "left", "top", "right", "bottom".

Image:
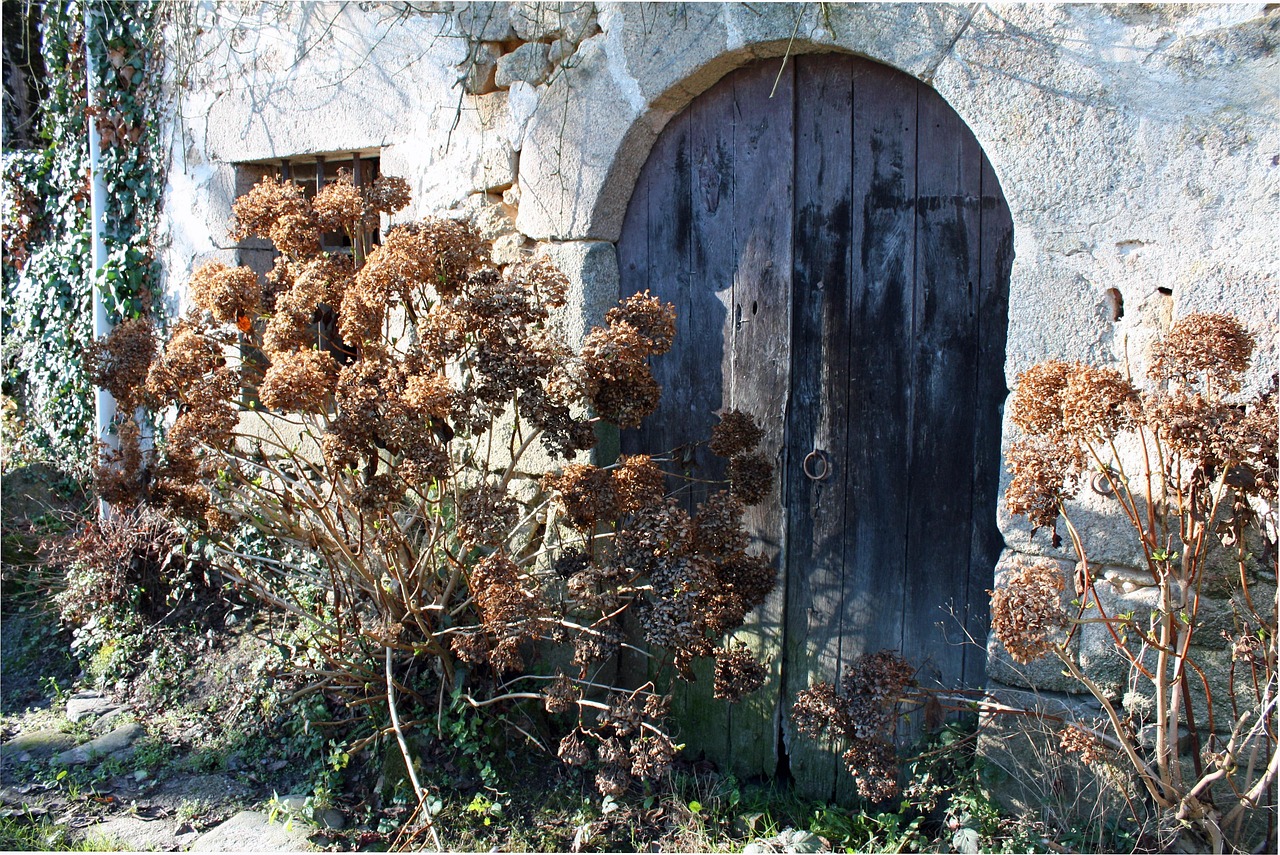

{"left": 87, "top": 175, "right": 785, "bottom": 797}
{"left": 540, "top": 413, "right": 777, "bottom": 690}
{"left": 229, "top": 175, "right": 312, "bottom": 246}
{"left": 1011, "top": 360, "right": 1138, "bottom": 443}
{"left": 557, "top": 689, "right": 676, "bottom": 795}
{"left": 1007, "top": 315, "right": 1273, "bottom": 548}
{"left": 1149, "top": 312, "right": 1254, "bottom": 394}
{"left": 542, "top": 675, "right": 582, "bottom": 714}
{"left": 710, "top": 409, "right": 766, "bottom": 457}
{"left": 581, "top": 292, "right": 675, "bottom": 428}
{"left": 1059, "top": 723, "right": 1108, "bottom": 766}
{"left": 842, "top": 739, "right": 900, "bottom": 803}
{"left": 989, "top": 558, "right": 1068, "bottom": 664}
{"left": 713, "top": 643, "right": 768, "bottom": 702}
{"left": 457, "top": 485, "right": 520, "bottom": 547}
{"left": 544, "top": 463, "right": 619, "bottom": 529}
{"left": 469, "top": 552, "right": 546, "bottom": 673}
{"left": 1005, "top": 436, "right": 1082, "bottom": 540}
{"left": 188, "top": 261, "right": 261, "bottom": 325}
{"left": 791, "top": 650, "right": 916, "bottom": 801}
{"left": 258, "top": 350, "right": 337, "bottom": 413}
{"left": 86, "top": 318, "right": 155, "bottom": 413}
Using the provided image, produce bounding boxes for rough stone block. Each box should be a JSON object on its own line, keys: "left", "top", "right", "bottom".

{"left": 452, "top": 3, "right": 515, "bottom": 42}
{"left": 547, "top": 38, "right": 573, "bottom": 66}
{"left": 536, "top": 240, "right": 619, "bottom": 346}
{"left": 511, "top": 2, "right": 596, "bottom": 43}
{"left": 84, "top": 815, "right": 180, "bottom": 852}
{"left": 491, "top": 232, "right": 528, "bottom": 265}
{"left": 496, "top": 42, "right": 552, "bottom": 88}
{"left": 456, "top": 192, "right": 518, "bottom": 240}
{"left": 516, "top": 38, "right": 652, "bottom": 240}
{"left": 465, "top": 93, "right": 521, "bottom": 192}
{"left": 978, "top": 683, "right": 1143, "bottom": 832}
{"left": 461, "top": 42, "right": 502, "bottom": 95}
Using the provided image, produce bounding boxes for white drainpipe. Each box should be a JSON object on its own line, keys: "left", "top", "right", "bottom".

{"left": 86, "top": 5, "right": 114, "bottom": 518}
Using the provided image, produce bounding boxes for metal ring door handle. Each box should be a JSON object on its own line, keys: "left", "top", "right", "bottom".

{"left": 802, "top": 449, "right": 831, "bottom": 481}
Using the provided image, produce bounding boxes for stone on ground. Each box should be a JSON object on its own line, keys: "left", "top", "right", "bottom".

{"left": 66, "top": 691, "right": 118, "bottom": 723}
{"left": 1, "top": 729, "right": 76, "bottom": 763}
{"left": 53, "top": 721, "right": 144, "bottom": 766}
{"left": 83, "top": 814, "right": 179, "bottom": 852}
{"left": 191, "top": 810, "right": 315, "bottom": 851}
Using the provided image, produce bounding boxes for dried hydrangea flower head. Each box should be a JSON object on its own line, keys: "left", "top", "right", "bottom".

{"left": 506, "top": 256, "right": 569, "bottom": 310}
{"left": 604, "top": 290, "right": 676, "bottom": 354}
{"left": 457, "top": 485, "right": 520, "bottom": 547}
{"left": 789, "top": 651, "right": 919, "bottom": 801}
{"left": 311, "top": 170, "right": 366, "bottom": 234}
{"left": 542, "top": 675, "right": 582, "bottom": 715}
{"left": 93, "top": 418, "right": 147, "bottom": 506}
{"left": 1009, "top": 360, "right": 1075, "bottom": 438}
{"left": 544, "top": 463, "right": 619, "bottom": 530}
{"left": 713, "top": 643, "right": 767, "bottom": 702}
{"left": 1149, "top": 312, "right": 1255, "bottom": 395}
{"left": 842, "top": 738, "right": 900, "bottom": 802}
{"left": 229, "top": 175, "right": 314, "bottom": 244}
{"left": 365, "top": 174, "right": 411, "bottom": 216}
{"left": 580, "top": 293, "right": 675, "bottom": 428}
{"left": 791, "top": 680, "right": 845, "bottom": 740}
{"left": 257, "top": 350, "right": 337, "bottom": 414}
{"left": 989, "top": 557, "right": 1069, "bottom": 665}
{"left": 144, "top": 316, "right": 226, "bottom": 405}
{"left": 710, "top": 409, "right": 766, "bottom": 457}
{"left": 187, "top": 261, "right": 261, "bottom": 325}
{"left": 1004, "top": 436, "right": 1083, "bottom": 541}
{"left": 86, "top": 317, "right": 155, "bottom": 414}
{"left": 1059, "top": 723, "right": 1108, "bottom": 766}
{"left": 728, "top": 451, "right": 774, "bottom": 505}
{"left": 1061, "top": 365, "right": 1138, "bottom": 441}
{"left": 604, "top": 455, "right": 664, "bottom": 517}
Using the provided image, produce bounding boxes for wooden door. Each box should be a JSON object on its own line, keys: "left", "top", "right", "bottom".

{"left": 617, "top": 53, "right": 1013, "bottom": 802}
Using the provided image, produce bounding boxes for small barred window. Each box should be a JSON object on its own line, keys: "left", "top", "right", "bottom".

{"left": 234, "top": 151, "right": 382, "bottom": 404}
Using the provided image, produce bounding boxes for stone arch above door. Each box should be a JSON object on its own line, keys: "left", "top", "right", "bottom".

{"left": 614, "top": 52, "right": 1013, "bottom": 802}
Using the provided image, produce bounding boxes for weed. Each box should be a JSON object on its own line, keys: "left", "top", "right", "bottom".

{"left": 0, "top": 813, "right": 124, "bottom": 851}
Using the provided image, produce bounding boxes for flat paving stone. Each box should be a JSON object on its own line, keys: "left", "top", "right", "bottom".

{"left": 191, "top": 810, "right": 315, "bottom": 851}
{"left": 1, "top": 729, "right": 76, "bottom": 763}
{"left": 53, "top": 722, "right": 144, "bottom": 766}
{"left": 82, "top": 814, "right": 179, "bottom": 852}
{"left": 66, "top": 693, "right": 118, "bottom": 723}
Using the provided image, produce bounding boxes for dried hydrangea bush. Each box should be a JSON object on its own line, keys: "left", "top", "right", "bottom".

{"left": 995, "top": 313, "right": 1277, "bottom": 853}
{"left": 87, "top": 174, "right": 778, "bottom": 801}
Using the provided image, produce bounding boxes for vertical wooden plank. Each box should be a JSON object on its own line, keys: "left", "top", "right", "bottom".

{"left": 901, "top": 84, "right": 984, "bottom": 704}
{"left": 725, "top": 58, "right": 793, "bottom": 780}
{"left": 964, "top": 155, "right": 1014, "bottom": 686}
{"left": 783, "top": 53, "right": 855, "bottom": 802}
{"left": 831, "top": 58, "right": 920, "bottom": 802}
{"left": 617, "top": 106, "right": 692, "bottom": 699}
{"left": 670, "top": 69, "right": 740, "bottom": 765}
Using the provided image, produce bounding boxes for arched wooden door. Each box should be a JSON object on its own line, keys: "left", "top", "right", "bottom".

{"left": 618, "top": 53, "right": 1013, "bottom": 801}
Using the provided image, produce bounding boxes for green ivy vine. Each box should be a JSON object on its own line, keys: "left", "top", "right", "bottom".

{"left": 2, "top": 0, "right": 166, "bottom": 472}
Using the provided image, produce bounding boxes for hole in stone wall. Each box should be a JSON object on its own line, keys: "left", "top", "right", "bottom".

{"left": 1157, "top": 286, "right": 1173, "bottom": 296}
{"left": 1105, "top": 288, "right": 1124, "bottom": 322}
